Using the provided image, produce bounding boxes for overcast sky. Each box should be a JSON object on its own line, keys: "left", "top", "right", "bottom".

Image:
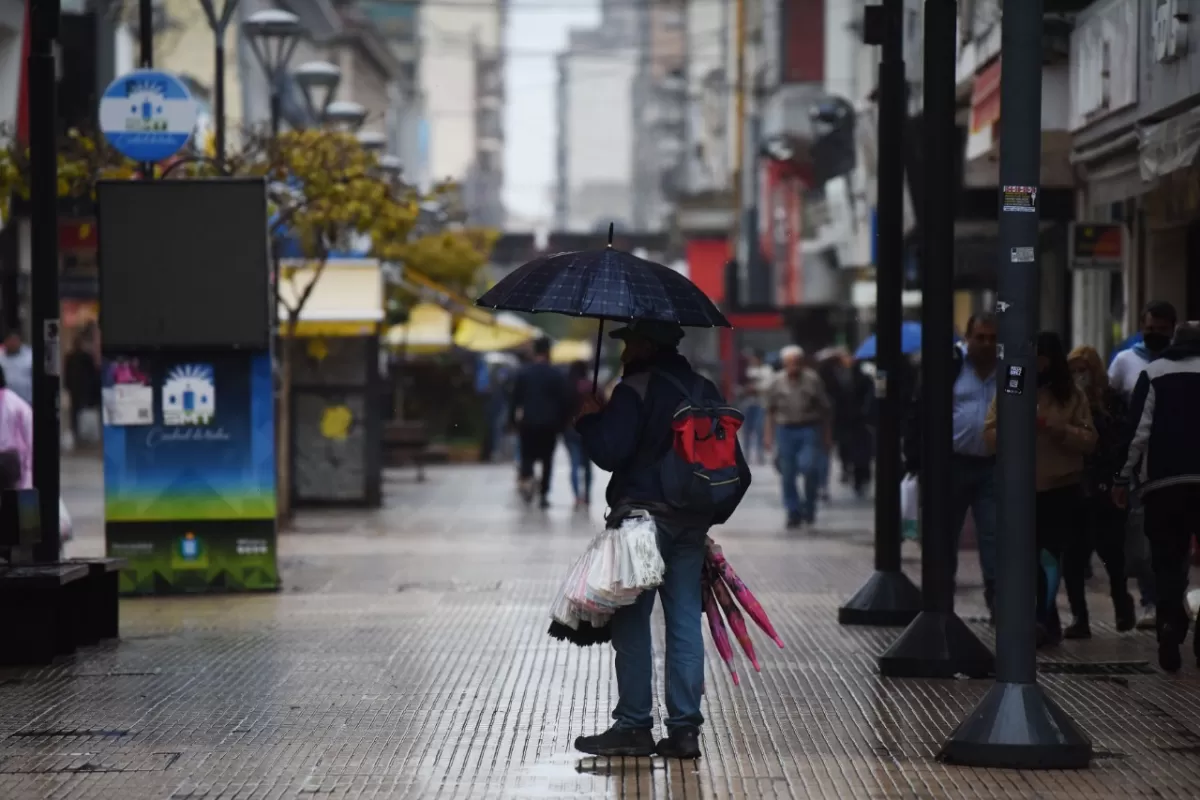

{"left": 502, "top": 1, "right": 600, "bottom": 224}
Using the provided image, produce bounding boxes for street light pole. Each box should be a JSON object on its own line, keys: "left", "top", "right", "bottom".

{"left": 199, "top": 0, "right": 241, "bottom": 166}
{"left": 243, "top": 10, "right": 304, "bottom": 136}
{"left": 29, "top": 0, "right": 62, "bottom": 563}
{"left": 838, "top": 0, "right": 922, "bottom": 627}
{"left": 877, "top": 0, "right": 994, "bottom": 679}
{"left": 939, "top": 0, "right": 1092, "bottom": 769}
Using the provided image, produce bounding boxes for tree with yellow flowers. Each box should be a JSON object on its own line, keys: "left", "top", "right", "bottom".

{"left": 0, "top": 126, "right": 497, "bottom": 520}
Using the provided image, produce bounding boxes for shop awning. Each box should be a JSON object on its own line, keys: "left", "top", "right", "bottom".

{"left": 278, "top": 258, "right": 383, "bottom": 337}
{"left": 551, "top": 339, "right": 594, "bottom": 365}
{"left": 453, "top": 315, "right": 537, "bottom": 352}
{"left": 1139, "top": 105, "right": 1200, "bottom": 181}
{"left": 385, "top": 302, "right": 454, "bottom": 353}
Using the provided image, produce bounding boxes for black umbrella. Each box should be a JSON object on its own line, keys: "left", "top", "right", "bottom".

{"left": 476, "top": 224, "right": 731, "bottom": 388}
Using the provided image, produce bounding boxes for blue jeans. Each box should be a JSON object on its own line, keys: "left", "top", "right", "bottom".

{"left": 610, "top": 519, "right": 706, "bottom": 733}
{"left": 777, "top": 424, "right": 823, "bottom": 522}
{"left": 948, "top": 454, "right": 998, "bottom": 588}
{"left": 563, "top": 430, "right": 592, "bottom": 501}
{"left": 741, "top": 403, "right": 765, "bottom": 462}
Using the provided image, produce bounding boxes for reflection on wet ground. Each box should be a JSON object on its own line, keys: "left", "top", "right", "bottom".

{"left": 0, "top": 456, "right": 1197, "bottom": 798}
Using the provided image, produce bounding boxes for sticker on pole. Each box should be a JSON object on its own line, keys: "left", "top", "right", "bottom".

{"left": 1010, "top": 246, "right": 1035, "bottom": 263}
{"left": 98, "top": 69, "right": 199, "bottom": 163}
{"left": 1004, "top": 365, "right": 1025, "bottom": 396}
{"left": 1001, "top": 185, "right": 1038, "bottom": 213}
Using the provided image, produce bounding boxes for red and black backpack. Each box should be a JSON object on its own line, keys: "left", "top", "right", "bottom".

{"left": 627, "top": 368, "right": 746, "bottom": 517}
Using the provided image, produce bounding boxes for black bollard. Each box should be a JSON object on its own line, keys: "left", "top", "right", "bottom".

{"left": 939, "top": 0, "right": 1091, "bottom": 768}
{"left": 838, "top": 0, "right": 921, "bottom": 627}
{"left": 876, "top": 0, "right": 994, "bottom": 679}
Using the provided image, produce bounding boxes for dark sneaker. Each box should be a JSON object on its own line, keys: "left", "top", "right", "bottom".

{"left": 539, "top": 495, "right": 550, "bottom": 510}
{"left": 656, "top": 726, "right": 701, "bottom": 759}
{"left": 1114, "top": 594, "right": 1136, "bottom": 632}
{"left": 1063, "top": 619, "right": 1091, "bottom": 640}
{"left": 574, "top": 726, "right": 656, "bottom": 757}
{"left": 785, "top": 513, "right": 803, "bottom": 529}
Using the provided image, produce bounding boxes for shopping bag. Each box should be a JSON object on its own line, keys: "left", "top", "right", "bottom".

{"left": 900, "top": 474, "right": 920, "bottom": 541}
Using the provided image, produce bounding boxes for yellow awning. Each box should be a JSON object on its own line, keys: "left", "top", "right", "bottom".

{"left": 453, "top": 315, "right": 536, "bottom": 352}
{"left": 551, "top": 339, "right": 594, "bottom": 365}
{"left": 385, "top": 302, "right": 453, "bottom": 353}
{"left": 278, "top": 259, "right": 384, "bottom": 338}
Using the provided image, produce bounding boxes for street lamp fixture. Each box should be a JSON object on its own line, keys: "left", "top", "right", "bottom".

{"left": 243, "top": 9, "right": 305, "bottom": 135}
{"left": 293, "top": 60, "right": 342, "bottom": 123}
{"left": 324, "top": 100, "right": 368, "bottom": 132}
{"left": 357, "top": 131, "right": 388, "bottom": 153}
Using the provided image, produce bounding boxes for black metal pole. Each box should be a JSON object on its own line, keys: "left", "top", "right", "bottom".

{"left": 838, "top": 0, "right": 921, "bottom": 627}
{"left": 877, "top": 0, "right": 994, "bottom": 678}
{"left": 214, "top": 40, "right": 226, "bottom": 164}
{"left": 138, "top": 0, "right": 153, "bottom": 178}
{"left": 29, "top": 0, "right": 62, "bottom": 563}
{"left": 940, "top": 0, "right": 1091, "bottom": 768}
{"left": 270, "top": 88, "right": 282, "bottom": 138}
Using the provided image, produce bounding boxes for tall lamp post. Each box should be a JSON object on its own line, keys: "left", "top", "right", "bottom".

{"left": 325, "top": 101, "right": 369, "bottom": 133}
{"left": 243, "top": 9, "right": 305, "bottom": 136}
{"left": 293, "top": 60, "right": 342, "bottom": 130}
{"left": 198, "top": 0, "right": 242, "bottom": 165}
{"left": 29, "top": 0, "right": 62, "bottom": 562}
{"left": 357, "top": 131, "right": 388, "bottom": 153}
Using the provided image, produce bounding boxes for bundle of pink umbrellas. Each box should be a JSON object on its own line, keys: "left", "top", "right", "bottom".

{"left": 702, "top": 539, "right": 784, "bottom": 685}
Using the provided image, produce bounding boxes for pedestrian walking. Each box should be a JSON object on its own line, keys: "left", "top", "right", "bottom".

{"left": 562, "top": 360, "right": 595, "bottom": 510}
{"left": 1062, "top": 345, "right": 1135, "bottom": 638}
{"left": 0, "top": 365, "right": 34, "bottom": 490}
{"left": 571, "top": 319, "right": 751, "bottom": 759}
{"left": 1109, "top": 300, "right": 1177, "bottom": 631}
{"left": 904, "top": 313, "right": 999, "bottom": 617}
{"left": 509, "top": 338, "right": 571, "bottom": 509}
{"left": 0, "top": 328, "right": 33, "bottom": 405}
{"left": 1113, "top": 322, "right": 1200, "bottom": 672}
{"left": 763, "top": 345, "right": 832, "bottom": 528}
{"left": 986, "top": 331, "right": 1095, "bottom": 647}
{"left": 738, "top": 350, "right": 773, "bottom": 465}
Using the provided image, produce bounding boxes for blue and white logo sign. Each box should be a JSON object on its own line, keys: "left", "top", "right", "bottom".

{"left": 98, "top": 69, "right": 199, "bottom": 163}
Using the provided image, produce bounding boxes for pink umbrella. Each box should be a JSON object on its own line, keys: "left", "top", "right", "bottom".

{"left": 702, "top": 574, "right": 739, "bottom": 685}
{"left": 707, "top": 543, "right": 785, "bottom": 649}
{"left": 709, "top": 566, "right": 760, "bottom": 672}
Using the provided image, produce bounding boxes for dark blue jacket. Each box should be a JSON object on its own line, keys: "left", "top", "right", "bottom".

{"left": 575, "top": 351, "right": 751, "bottom": 525}
{"left": 510, "top": 360, "right": 571, "bottom": 430}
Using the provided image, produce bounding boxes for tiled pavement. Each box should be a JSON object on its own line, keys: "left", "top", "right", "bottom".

{"left": 2, "top": 456, "right": 1200, "bottom": 798}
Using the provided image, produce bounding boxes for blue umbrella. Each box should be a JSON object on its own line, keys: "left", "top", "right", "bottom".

{"left": 477, "top": 225, "right": 728, "bottom": 328}
{"left": 855, "top": 321, "right": 927, "bottom": 360}
{"left": 1109, "top": 332, "right": 1142, "bottom": 365}
{"left": 477, "top": 224, "right": 730, "bottom": 388}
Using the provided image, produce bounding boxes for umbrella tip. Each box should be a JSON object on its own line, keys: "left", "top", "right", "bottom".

{"left": 732, "top": 672, "right": 740, "bottom": 686}
{"left": 774, "top": 638, "right": 785, "bottom": 648}
{"left": 607, "top": 222, "right": 614, "bottom": 247}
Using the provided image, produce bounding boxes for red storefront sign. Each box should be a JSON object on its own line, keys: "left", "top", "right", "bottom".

{"left": 970, "top": 57, "right": 1002, "bottom": 136}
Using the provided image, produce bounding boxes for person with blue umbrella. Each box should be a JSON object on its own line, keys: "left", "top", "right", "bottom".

{"left": 855, "top": 320, "right": 925, "bottom": 361}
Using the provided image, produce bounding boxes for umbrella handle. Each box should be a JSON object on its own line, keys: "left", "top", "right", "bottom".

{"left": 592, "top": 319, "right": 604, "bottom": 396}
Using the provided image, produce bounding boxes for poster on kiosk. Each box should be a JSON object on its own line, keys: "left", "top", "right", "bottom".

{"left": 96, "top": 177, "right": 278, "bottom": 594}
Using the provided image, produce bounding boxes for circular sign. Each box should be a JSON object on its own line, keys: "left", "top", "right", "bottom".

{"left": 98, "top": 69, "right": 199, "bottom": 163}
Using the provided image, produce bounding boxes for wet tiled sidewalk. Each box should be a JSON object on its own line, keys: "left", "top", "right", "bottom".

{"left": 3, "top": 456, "right": 1200, "bottom": 798}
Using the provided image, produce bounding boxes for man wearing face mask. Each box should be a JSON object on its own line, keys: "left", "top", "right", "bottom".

{"left": 1109, "top": 300, "right": 1177, "bottom": 631}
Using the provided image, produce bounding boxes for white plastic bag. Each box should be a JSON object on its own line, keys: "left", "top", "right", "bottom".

{"left": 900, "top": 475, "right": 919, "bottom": 541}
{"left": 59, "top": 498, "right": 73, "bottom": 543}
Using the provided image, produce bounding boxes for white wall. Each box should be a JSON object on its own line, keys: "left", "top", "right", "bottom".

{"left": 0, "top": 0, "right": 24, "bottom": 134}
{"left": 563, "top": 50, "right": 636, "bottom": 229}
{"left": 421, "top": 1, "right": 501, "bottom": 183}
{"left": 685, "top": 0, "right": 732, "bottom": 192}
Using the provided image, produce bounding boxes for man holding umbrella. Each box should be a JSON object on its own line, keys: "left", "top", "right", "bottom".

{"left": 571, "top": 319, "right": 751, "bottom": 760}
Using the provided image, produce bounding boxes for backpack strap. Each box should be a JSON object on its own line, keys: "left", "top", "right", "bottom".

{"left": 651, "top": 368, "right": 702, "bottom": 404}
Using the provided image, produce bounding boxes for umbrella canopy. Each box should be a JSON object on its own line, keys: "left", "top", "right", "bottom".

{"left": 477, "top": 227, "right": 730, "bottom": 328}
{"left": 855, "top": 321, "right": 961, "bottom": 361}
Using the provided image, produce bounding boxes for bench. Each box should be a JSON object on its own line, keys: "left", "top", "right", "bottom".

{"left": 0, "top": 563, "right": 90, "bottom": 665}
{"left": 383, "top": 420, "right": 431, "bottom": 481}
{"left": 0, "top": 489, "right": 127, "bottom": 664}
